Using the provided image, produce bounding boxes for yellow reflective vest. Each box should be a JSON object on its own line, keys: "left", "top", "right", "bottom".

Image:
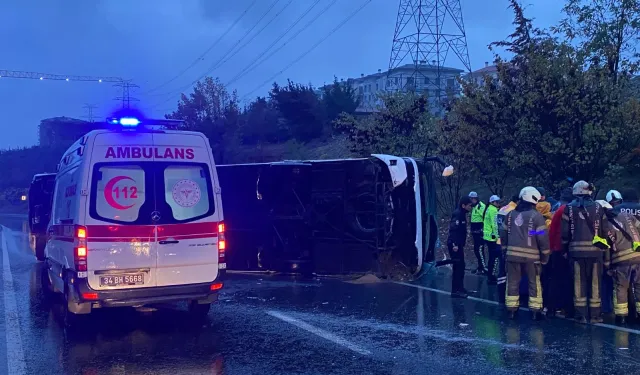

{"left": 471, "top": 202, "right": 486, "bottom": 223}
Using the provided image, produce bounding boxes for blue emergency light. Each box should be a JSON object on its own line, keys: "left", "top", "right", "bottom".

{"left": 107, "top": 116, "right": 140, "bottom": 127}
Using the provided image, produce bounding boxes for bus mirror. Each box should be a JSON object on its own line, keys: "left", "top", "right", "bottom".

{"left": 442, "top": 165, "right": 454, "bottom": 177}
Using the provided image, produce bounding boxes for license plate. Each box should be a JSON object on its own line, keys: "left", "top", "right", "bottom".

{"left": 100, "top": 274, "right": 144, "bottom": 287}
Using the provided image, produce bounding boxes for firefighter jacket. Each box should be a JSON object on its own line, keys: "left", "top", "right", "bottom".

{"left": 471, "top": 201, "right": 486, "bottom": 223}
{"left": 561, "top": 198, "right": 609, "bottom": 258}
{"left": 496, "top": 201, "right": 517, "bottom": 245}
{"left": 499, "top": 205, "right": 550, "bottom": 264}
{"left": 536, "top": 201, "right": 553, "bottom": 228}
{"left": 605, "top": 211, "right": 640, "bottom": 267}
{"left": 447, "top": 208, "right": 468, "bottom": 247}
{"left": 483, "top": 204, "right": 499, "bottom": 242}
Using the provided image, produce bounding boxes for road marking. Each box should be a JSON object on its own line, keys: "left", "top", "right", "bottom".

{"left": 1, "top": 227, "right": 27, "bottom": 374}
{"left": 394, "top": 281, "right": 640, "bottom": 335}
{"left": 266, "top": 310, "right": 371, "bottom": 356}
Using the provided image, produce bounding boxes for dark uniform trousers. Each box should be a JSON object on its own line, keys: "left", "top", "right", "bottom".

{"left": 447, "top": 241, "right": 465, "bottom": 292}
{"left": 506, "top": 262, "right": 543, "bottom": 312}
{"left": 471, "top": 222, "right": 486, "bottom": 270}
{"left": 572, "top": 257, "right": 603, "bottom": 319}
{"left": 612, "top": 264, "right": 640, "bottom": 317}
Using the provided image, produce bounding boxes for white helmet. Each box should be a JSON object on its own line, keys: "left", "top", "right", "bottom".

{"left": 519, "top": 186, "right": 541, "bottom": 204}
{"left": 489, "top": 195, "right": 501, "bottom": 203}
{"left": 596, "top": 199, "right": 613, "bottom": 209}
{"left": 573, "top": 180, "right": 592, "bottom": 196}
{"left": 605, "top": 189, "right": 622, "bottom": 203}
{"left": 468, "top": 191, "right": 478, "bottom": 198}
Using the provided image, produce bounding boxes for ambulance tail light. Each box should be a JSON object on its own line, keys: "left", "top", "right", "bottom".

{"left": 217, "top": 222, "right": 226, "bottom": 268}
{"left": 74, "top": 225, "right": 88, "bottom": 274}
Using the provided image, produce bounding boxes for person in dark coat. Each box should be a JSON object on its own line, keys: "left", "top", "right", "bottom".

{"left": 448, "top": 196, "right": 474, "bottom": 298}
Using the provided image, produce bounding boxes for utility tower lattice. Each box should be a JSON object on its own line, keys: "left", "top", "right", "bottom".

{"left": 82, "top": 104, "right": 97, "bottom": 122}
{"left": 388, "top": 0, "right": 472, "bottom": 98}
{"left": 113, "top": 80, "right": 140, "bottom": 109}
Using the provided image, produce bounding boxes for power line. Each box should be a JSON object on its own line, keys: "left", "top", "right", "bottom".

{"left": 224, "top": 0, "right": 323, "bottom": 86}
{"left": 240, "top": 0, "right": 372, "bottom": 102}
{"left": 114, "top": 80, "right": 140, "bottom": 109}
{"left": 141, "top": 0, "right": 260, "bottom": 95}
{"left": 147, "top": 0, "right": 323, "bottom": 111}
{"left": 82, "top": 104, "right": 98, "bottom": 122}
{"left": 225, "top": 0, "right": 339, "bottom": 87}
{"left": 150, "top": 0, "right": 288, "bottom": 100}
{"left": 0, "top": 69, "right": 123, "bottom": 83}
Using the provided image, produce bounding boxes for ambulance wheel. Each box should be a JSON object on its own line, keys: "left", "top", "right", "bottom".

{"left": 188, "top": 301, "right": 211, "bottom": 320}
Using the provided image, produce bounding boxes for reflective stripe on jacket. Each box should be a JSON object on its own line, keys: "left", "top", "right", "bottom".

{"left": 499, "top": 208, "right": 550, "bottom": 263}
{"left": 561, "top": 199, "right": 608, "bottom": 258}
{"left": 471, "top": 202, "right": 486, "bottom": 223}
{"left": 483, "top": 204, "right": 499, "bottom": 242}
{"left": 607, "top": 212, "right": 640, "bottom": 267}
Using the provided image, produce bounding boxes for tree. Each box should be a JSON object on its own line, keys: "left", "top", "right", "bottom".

{"left": 269, "top": 80, "right": 326, "bottom": 142}
{"left": 321, "top": 77, "right": 360, "bottom": 124}
{"left": 334, "top": 92, "right": 434, "bottom": 157}
{"left": 442, "top": 0, "right": 640, "bottom": 192}
{"left": 166, "top": 77, "right": 240, "bottom": 164}
{"left": 239, "top": 97, "right": 285, "bottom": 144}
{"left": 555, "top": 0, "right": 640, "bottom": 81}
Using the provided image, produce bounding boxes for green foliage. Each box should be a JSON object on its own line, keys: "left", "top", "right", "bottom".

{"left": 321, "top": 77, "right": 360, "bottom": 124}
{"left": 166, "top": 77, "right": 241, "bottom": 164}
{"left": 443, "top": 0, "right": 640, "bottom": 194}
{"left": 554, "top": 0, "right": 640, "bottom": 79}
{"left": 335, "top": 92, "right": 435, "bottom": 157}
{"left": 268, "top": 80, "right": 326, "bottom": 142}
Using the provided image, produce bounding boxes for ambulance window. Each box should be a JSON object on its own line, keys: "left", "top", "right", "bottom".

{"left": 164, "top": 164, "right": 213, "bottom": 222}
{"left": 93, "top": 165, "right": 146, "bottom": 223}
{"left": 53, "top": 167, "right": 79, "bottom": 224}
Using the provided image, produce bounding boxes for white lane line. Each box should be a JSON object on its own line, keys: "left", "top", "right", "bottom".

{"left": 394, "top": 281, "right": 640, "bottom": 335}
{"left": 266, "top": 310, "right": 372, "bottom": 356}
{"left": 2, "top": 227, "right": 27, "bottom": 374}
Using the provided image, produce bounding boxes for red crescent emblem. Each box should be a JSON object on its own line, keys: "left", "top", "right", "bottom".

{"left": 104, "top": 176, "right": 135, "bottom": 210}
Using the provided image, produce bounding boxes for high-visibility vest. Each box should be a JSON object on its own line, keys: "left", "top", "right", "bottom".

{"left": 471, "top": 201, "right": 486, "bottom": 223}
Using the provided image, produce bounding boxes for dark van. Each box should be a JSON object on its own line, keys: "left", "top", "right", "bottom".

{"left": 28, "top": 173, "right": 56, "bottom": 260}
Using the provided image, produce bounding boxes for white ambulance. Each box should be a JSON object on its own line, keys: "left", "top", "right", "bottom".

{"left": 43, "top": 117, "right": 225, "bottom": 323}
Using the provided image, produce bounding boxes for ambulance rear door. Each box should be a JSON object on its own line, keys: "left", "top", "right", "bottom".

{"left": 85, "top": 132, "right": 159, "bottom": 290}
{"left": 151, "top": 132, "right": 220, "bottom": 287}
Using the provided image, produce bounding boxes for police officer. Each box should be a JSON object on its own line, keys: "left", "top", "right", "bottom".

{"left": 600, "top": 199, "right": 640, "bottom": 324}
{"left": 469, "top": 192, "right": 487, "bottom": 274}
{"left": 500, "top": 187, "right": 550, "bottom": 320}
{"left": 561, "top": 181, "right": 608, "bottom": 324}
{"left": 484, "top": 195, "right": 501, "bottom": 284}
{"left": 448, "top": 196, "right": 474, "bottom": 298}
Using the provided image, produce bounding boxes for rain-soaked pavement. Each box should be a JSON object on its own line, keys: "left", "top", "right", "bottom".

{"left": 1, "top": 215, "right": 640, "bottom": 374}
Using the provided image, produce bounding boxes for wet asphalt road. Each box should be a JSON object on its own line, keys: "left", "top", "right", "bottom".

{"left": 1, "top": 215, "right": 640, "bottom": 374}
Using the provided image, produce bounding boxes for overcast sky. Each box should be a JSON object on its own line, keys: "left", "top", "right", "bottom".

{"left": 0, "top": 0, "right": 564, "bottom": 149}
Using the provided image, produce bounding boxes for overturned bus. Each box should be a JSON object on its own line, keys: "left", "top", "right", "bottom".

{"left": 217, "top": 154, "right": 452, "bottom": 279}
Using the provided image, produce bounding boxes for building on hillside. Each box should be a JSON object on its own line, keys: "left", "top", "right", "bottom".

{"left": 38, "top": 117, "right": 108, "bottom": 148}
{"left": 463, "top": 62, "right": 499, "bottom": 84}
{"left": 318, "top": 62, "right": 465, "bottom": 114}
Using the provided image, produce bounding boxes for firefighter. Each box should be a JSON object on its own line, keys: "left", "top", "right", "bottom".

{"left": 500, "top": 187, "right": 550, "bottom": 320}
{"left": 561, "top": 180, "right": 608, "bottom": 324}
{"left": 496, "top": 195, "right": 519, "bottom": 291}
{"left": 469, "top": 192, "right": 487, "bottom": 274}
{"left": 448, "top": 196, "right": 474, "bottom": 298}
{"left": 484, "top": 195, "right": 501, "bottom": 284}
{"left": 601, "top": 198, "right": 640, "bottom": 324}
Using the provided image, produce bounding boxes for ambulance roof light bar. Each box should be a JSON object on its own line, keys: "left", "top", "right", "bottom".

{"left": 105, "top": 117, "right": 184, "bottom": 130}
